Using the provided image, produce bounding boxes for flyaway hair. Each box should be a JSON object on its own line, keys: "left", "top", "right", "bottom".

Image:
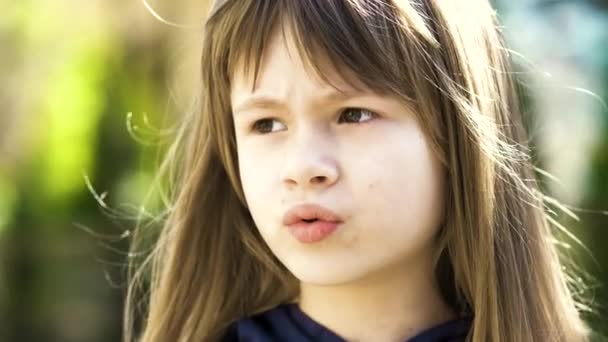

{"left": 124, "top": 1, "right": 592, "bottom": 341}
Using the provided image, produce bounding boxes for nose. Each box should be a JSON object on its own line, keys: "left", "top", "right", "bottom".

{"left": 280, "top": 128, "right": 339, "bottom": 190}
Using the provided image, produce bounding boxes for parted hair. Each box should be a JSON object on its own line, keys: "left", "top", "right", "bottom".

{"left": 124, "top": 1, "right": 591, "bottom": 341}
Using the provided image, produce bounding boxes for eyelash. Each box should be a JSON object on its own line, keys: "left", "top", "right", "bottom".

{"left": 250, "top": 107, "right": 378, "bottom": 135}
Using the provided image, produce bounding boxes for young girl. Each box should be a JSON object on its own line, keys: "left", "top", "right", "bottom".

{"left": 124, "top": 0, "right": 593, "bottom": 341}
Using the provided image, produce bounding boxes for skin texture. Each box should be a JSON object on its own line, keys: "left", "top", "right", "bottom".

{"left": 231, "top": 27, "right": 456, "bottom": 342}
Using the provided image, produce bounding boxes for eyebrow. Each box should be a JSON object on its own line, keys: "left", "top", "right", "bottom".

{"left": 232, "top": 88, "right": 370, "bottom": 115}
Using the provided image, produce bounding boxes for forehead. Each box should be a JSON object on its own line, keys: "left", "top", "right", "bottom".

{"left": 230, "top": 25, "right": 370, "bottom": 100}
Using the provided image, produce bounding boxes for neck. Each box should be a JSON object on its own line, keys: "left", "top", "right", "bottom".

{"left": 296, "top": 255, "right": 456, "bottom": 342}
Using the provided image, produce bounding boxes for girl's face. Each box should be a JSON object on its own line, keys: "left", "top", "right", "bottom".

{"left": 230, "top": 28, "right": 446, "bottom": 285}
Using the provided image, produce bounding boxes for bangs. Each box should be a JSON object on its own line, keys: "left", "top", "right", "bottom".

{"left": 207, "top": 0, "right": 441, "bottom": 103}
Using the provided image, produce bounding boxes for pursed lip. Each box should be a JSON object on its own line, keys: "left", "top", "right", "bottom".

{"left": 282, "top": 203, "right": 344, "bottom": 226}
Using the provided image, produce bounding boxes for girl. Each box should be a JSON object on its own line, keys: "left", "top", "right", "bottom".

{"left": 125, "top": 0, "right": 593, "bottom": 341}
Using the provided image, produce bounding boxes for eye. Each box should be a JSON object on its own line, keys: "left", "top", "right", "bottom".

{"left": 338, "top": 107, "right": 378, "bottom": 124}
{"left": 251, "top": 118, "right": 286, "bottom": 134}
{"left": 250, "top": 108, "right": 377, "bottom": 135}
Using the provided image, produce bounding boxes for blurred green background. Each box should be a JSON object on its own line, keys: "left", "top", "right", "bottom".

{"left": 1, "top": 0, "right": 607, "bottom": 341}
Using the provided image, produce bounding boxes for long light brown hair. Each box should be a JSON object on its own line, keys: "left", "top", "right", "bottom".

{"left": 124, "top": 0, "right": 593, "bottom": 341}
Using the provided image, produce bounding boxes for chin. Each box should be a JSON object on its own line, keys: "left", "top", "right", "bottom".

{"left": 287, "top": 262, "right": 370, "bottom": 286}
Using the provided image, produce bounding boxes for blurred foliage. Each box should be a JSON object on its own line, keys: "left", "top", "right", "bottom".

{"left": 0, "top": 1, "right": 181, "bottom": 340}
{"left": 0, "top": 1, "right": 607, "bottom": 341}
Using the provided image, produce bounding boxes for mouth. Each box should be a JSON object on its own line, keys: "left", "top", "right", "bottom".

{"left": 286, "top": 219, "right": 341, "bottom": 243}
{"left": 282, "top": 204, "right": 344, "bottom": 243}
{"left": 282, "top": 203, "right": 343, "bottom": 226}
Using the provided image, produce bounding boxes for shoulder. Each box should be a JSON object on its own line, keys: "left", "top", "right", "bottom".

{"left": 219, "top": 305, "right": 285, "bottom": 342}
{"left": 220, "top": 322, "right": 239, "bottom": 342}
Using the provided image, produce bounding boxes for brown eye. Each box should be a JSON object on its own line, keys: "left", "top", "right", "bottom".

{"left": 338, "top": 108, "right": 377, "bottom": 124}
{"left": 252, "top": 118, "right": 285, "bottom": 134}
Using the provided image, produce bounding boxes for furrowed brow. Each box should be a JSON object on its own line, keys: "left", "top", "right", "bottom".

{"left": 232, "top": 88, "right": 368, "bottom": 115}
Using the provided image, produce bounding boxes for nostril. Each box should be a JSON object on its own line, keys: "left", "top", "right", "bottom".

{"left": 311, "top": 176, "right": 326, "bottom": 183}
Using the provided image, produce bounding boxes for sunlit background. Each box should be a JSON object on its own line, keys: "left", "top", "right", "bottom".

{"left": 1, "top": 0, "right": 607, "bottom": 341}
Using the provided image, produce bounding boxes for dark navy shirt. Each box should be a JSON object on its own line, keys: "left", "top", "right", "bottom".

{"left": 222, "top": 303, "right": 471, "bottom": 341}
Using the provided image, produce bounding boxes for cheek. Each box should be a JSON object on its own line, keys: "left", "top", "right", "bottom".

{"left": 237, "top": 147, "right": 260, "bottom": 203}
{"left": 237, "top": 144, "right": 280, "bottom": 216}
{"left": 353, "top": 134, "right": 445, "bottom": 238}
